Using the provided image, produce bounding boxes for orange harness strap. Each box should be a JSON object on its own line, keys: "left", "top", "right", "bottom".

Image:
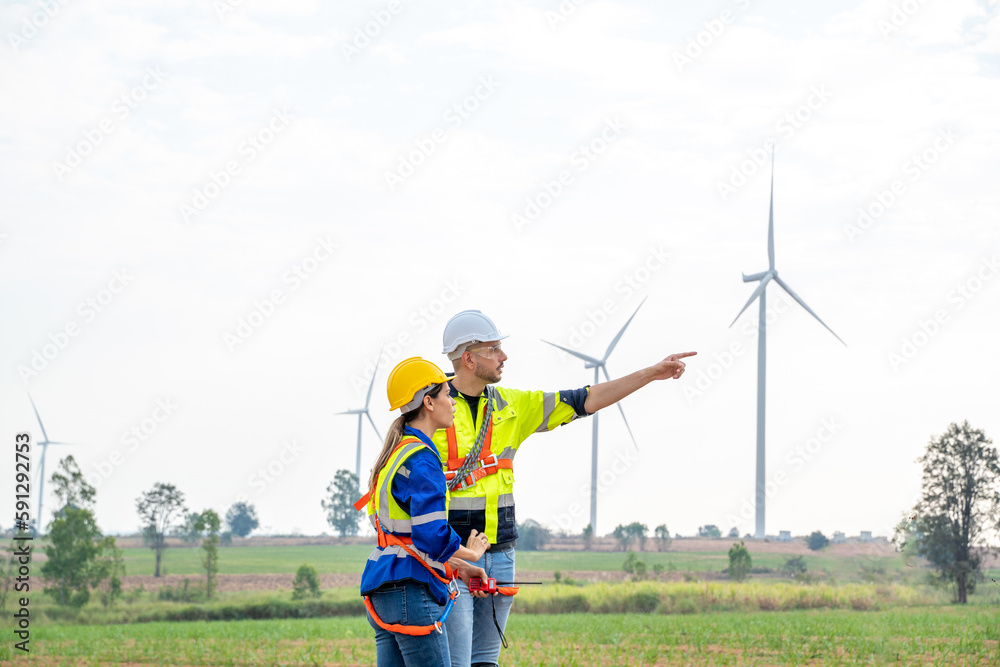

{"left": 496, "top": 587, "right": 519, "bottom": 596}
{"left": 445, "top": 402, "right": 493, "bottom": 468}
{"left": 364, "top": 596, "right": 445, "bottom": 636}
{"left": 445, "top": 402, "right": 513, "bottom": 490}
{"left": 364, "top": 525, "right": 459, "bottom": 636}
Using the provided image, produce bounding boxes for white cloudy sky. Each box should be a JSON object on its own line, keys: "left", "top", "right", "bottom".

{"left": 2, "top": 0, "right": 998, "bottom": 540}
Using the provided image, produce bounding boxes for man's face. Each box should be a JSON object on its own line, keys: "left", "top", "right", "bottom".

{"left": 467, "top": 340, "right": 507, "bottom": 385}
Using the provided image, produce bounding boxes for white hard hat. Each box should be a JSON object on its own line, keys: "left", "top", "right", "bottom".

{"left": 442, "top": 310, "right": 508, "bottom": 361}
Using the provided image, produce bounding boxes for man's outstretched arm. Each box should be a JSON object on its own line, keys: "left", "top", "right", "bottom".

{"left": 583, "top": 351, "right": 697, "bottom": 414}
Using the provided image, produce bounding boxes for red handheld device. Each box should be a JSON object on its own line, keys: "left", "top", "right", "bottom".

{"left": 468, "top": 577, "right": 497, "bottom": 594}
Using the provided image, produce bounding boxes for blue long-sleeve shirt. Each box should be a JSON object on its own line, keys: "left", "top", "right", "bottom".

{"left": 360, "top": 426, "right": 461, "bottom": 605}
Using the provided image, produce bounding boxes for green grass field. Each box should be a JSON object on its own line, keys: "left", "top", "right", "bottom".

{"left": 118, "top": 543, "right": 911, "bottom": 581}
{"left": 13, "top": 542, "right": 998, "bottom": 664}
{"left": 120, "top": 544, "right": 375, "bottom": 575}
{"left": 8, "top": 606, "right": 998, "bottom": 665}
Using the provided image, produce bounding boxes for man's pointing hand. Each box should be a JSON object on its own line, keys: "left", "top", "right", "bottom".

{"left": 650, "top": 351, "right": 697, "bottom": 380}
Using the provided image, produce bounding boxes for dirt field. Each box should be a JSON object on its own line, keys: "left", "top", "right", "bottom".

{"left": 546, "top": 536, "right": 900, "bottom": 557}
{"left": 117, "top": 568, "right": 754, "bottom": 593}
{"left": 109, "top": 534, "right": 901, "bottom": 555}
{"left": 119, "top": 572, "right": 361, "bottom": 592}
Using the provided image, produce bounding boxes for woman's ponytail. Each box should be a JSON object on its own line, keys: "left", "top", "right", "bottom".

{"left": 366, "top": 412, "right": 412, "bottom": 491}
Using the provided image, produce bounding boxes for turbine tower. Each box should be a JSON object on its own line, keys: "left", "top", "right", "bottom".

{"left": 338, "top": 350, "right": 383, "bottom": 486}
{"left": 29, "top": 394, "right": 83, "bottom": 533}
{"left": 542, "top": 297, "right": 644, "bottom": 535}
{"left": 730, "top": 152, "right": 846, "bottom": 539}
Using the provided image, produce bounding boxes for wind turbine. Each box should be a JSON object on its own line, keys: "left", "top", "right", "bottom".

{"left": 542, "top": 297, "right": 645, "bottom": 535}
{"left": 28, "top": 394, "right": 83, "bottom": 533}
{"left": 338, "top": 349, "right": 383, "bottom": 486}
{"left": 730, "top": 152, "right": 846, "bottom": 539}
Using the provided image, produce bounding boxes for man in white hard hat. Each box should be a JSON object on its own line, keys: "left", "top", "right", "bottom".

{"left": 432, "top": 309, "right": 695, "bottom": 667}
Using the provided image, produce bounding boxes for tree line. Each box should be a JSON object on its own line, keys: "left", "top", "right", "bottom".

{"left": 7, "top": 420, "right": 998, "bottom": 607}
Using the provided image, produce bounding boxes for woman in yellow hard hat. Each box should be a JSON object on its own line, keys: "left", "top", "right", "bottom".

{"left": 357, "top": 357, "right": 491, "bottom": 667}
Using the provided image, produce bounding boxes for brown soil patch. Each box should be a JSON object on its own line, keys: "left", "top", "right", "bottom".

{"left": 111, "top": 535, "right": 376, "bottom": 549}
{"left": 119, "top": 572, "right": 360, "bottom": 592}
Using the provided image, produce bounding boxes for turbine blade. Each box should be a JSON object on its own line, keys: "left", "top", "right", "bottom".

{"left": 773, "top": 276, "right": 847, "bottom": 346}
{"left": 729, "top": 274, "right": 772, "bottom": 327}
{"left": 365, "top": 411, "right": 383, "bottom": 443}
{"left": 28, "top": 393, "right": 51, "bottom": 443}
{"left": 600, "top": 366, "right": 638, "bottom": 451}
{"left": 541, "top": 340, "right": 602, "bottom": 366}
{"left": 36, "top": 444, "right": 48, "bottom": 486}
{"left": 364, "top": 345, "right": 384, "bottom": 410}
{"left": 603, "top": 296, "right": 647, "bottom": 362}
{"left": 768, "top": 149, "right": 775, "bottom": 271}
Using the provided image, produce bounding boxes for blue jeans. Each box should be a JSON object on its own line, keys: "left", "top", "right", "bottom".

{"left": 366, "top": 580, "right": 451, "bottom": 667}
{"left": 445, "top": 546, "right": 515, "bottom": 667}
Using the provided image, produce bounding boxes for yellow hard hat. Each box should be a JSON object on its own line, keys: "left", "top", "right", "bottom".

{"left": 386, "top": 357, "right": 451, "bottom": 412}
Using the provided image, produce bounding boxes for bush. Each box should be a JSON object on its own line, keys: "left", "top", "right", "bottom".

{"left": 807, "top": 531, "right": 830, "bottom": 551}
{"left": 858, "top": 560, "right": 888, "bottom": 583}
{"left": 622, "top": 590, "right": 660, "bottom": 613}
{"left": 517, "top": 519, "right": 551, "bottom": 551}
{"left": 728, "top": 541, "right": 752, "bottom": 582}
{"left": 622, "top": 551, "right": 649, "bottom": 581}
{"left": 292, "top": 564, "right": 322, "bottom": 600}
{"left": 782, "top": 556, "right": 808, "bottom": 578}
{"left": 157, "top": 579, "right": 202, "bottom": 603}
{"left": 698, "top": 525, "right": 721, "bottom": 538}
{"left": 654, "top": 524, "right": 672, "bottom": 551}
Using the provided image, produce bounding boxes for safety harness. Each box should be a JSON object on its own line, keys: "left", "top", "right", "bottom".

{"left": 354, "top": 437, "right": 461, "bottom": 636}
{"left": 444, "top": 389, "right": 514, "bottom": 492}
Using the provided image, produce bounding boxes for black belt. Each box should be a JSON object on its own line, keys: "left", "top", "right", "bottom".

{"left": 488, "top": 540, "right": 516, "bottom": 553}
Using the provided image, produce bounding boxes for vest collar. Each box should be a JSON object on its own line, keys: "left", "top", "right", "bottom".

{"left": 402, "top": 425, "right": 435, "bottom": 448}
